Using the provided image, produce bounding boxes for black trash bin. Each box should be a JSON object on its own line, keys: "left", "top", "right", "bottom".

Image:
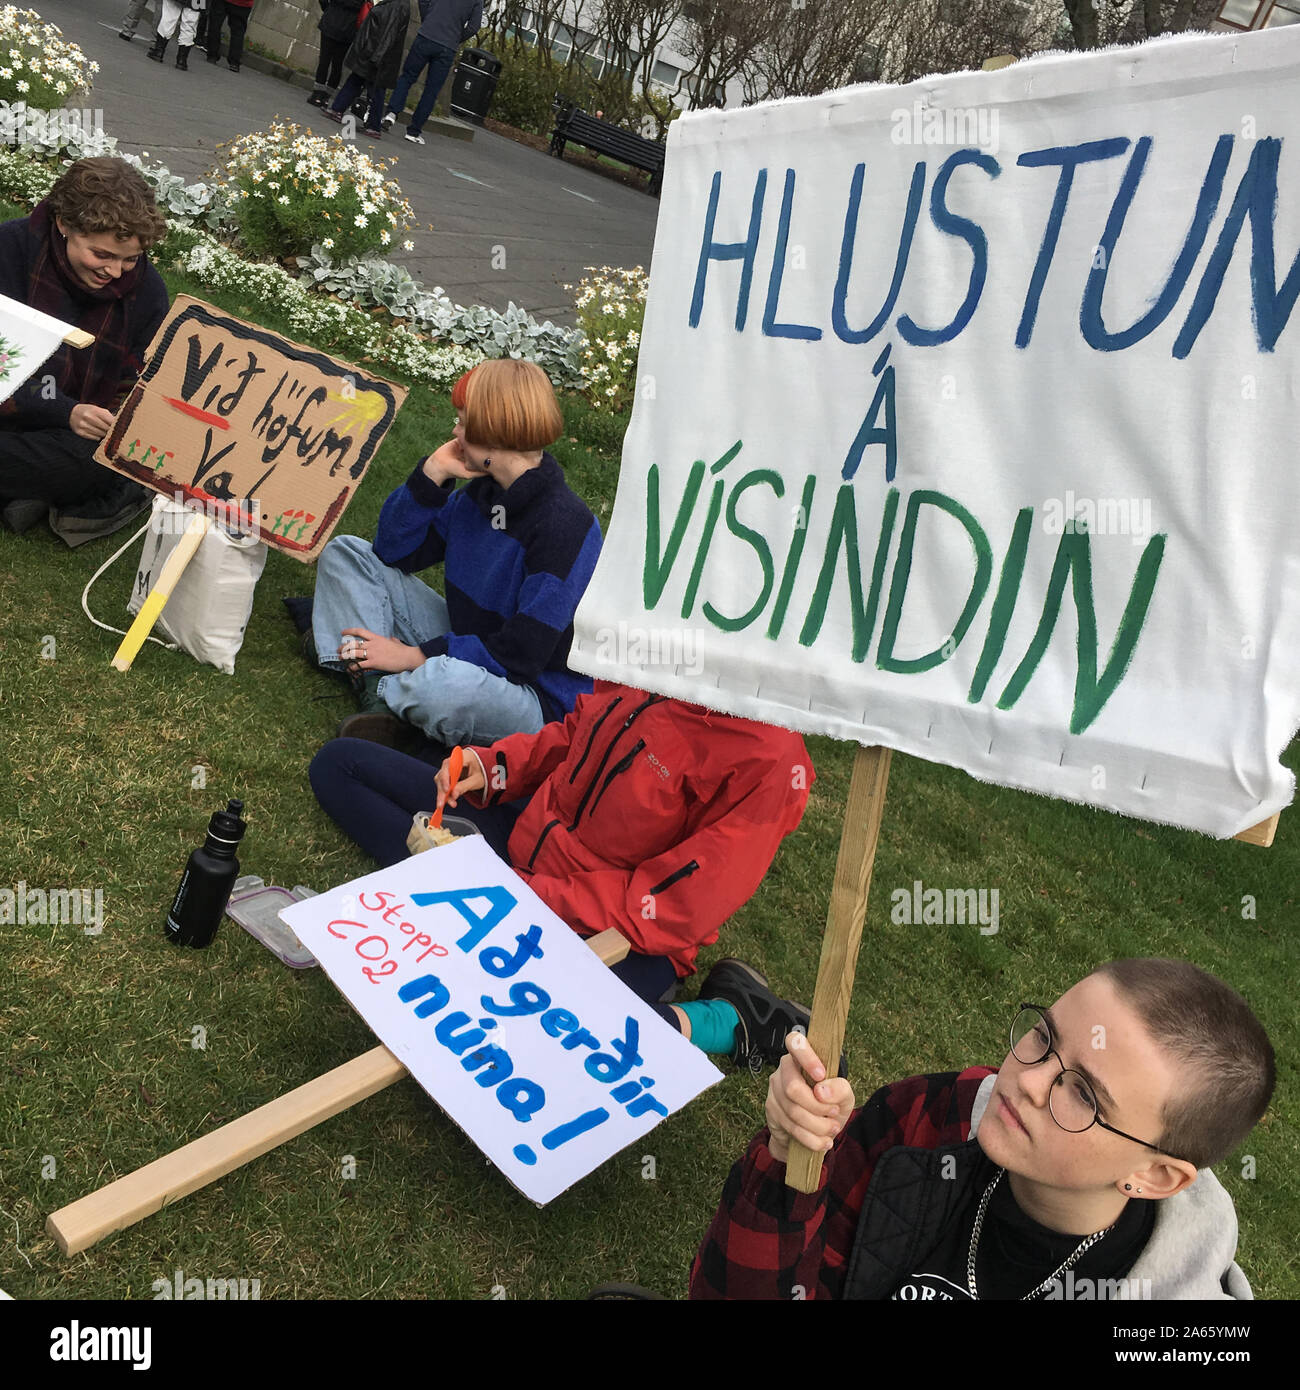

{"left": 449, "top": 48, "right": 502, "bottom": 125}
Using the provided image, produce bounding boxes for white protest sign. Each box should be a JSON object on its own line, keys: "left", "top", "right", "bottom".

{"left": 0, "top": 291, "right": 77, "bottom": 404}
{"left": 280, "top": 837, "right": 722, "bottom": 1205}
{"left": 571, "top": 29, "right": 1300, "bottom": 838}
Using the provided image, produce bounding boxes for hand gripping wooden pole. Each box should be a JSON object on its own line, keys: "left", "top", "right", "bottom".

{"left": 46, "top": 928, "right": 631, "bottom": 1255}
{"left": 785, "top": 745, "right": 892, "bottom": 1193}
{"left": 110, "top": 511, "right": 211, "bottom": 671}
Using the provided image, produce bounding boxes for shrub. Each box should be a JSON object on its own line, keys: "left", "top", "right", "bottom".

{"left": 569, "top": 265, "right": 647, "bottom": 414}
{"left": 213, "top": 120, "right": 414, "bottom": 262}
{"left": 0, "top": 5, "right": 97, "bottom": 109}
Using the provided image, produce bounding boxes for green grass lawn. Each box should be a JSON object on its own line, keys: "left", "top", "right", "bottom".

{"left": 0, "top": 215, "right": 1296, "bottom": 1301}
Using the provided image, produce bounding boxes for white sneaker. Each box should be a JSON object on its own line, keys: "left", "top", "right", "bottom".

{"left": 381, "top": 112, "right": 396, "bottom": 128}
{"left": 404, "top": 132, "right": 425, "bottom": 145}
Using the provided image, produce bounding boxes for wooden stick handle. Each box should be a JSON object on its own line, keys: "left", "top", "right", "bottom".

{"left": 46, "top": 1045, "right": 405, "bottom": 1256}
{"left": 110, "top": 512, "right": 211, "bottom": 671}
{"left": 46, "top": 928, "right": 631, "bottom": 1255}
{"left": 785, "top": 745, "right": 892, "bottom": 1193}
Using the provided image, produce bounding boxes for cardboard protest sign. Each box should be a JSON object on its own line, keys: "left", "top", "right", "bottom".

{"left": 0, "top": 292, "right": 82, "bottom": 404}
{"left": 96, "top": 295, "right": 406, "bottom": 560}
{"left": 570, "top": 29, "right": 1300, "bottom": 838}
{"left": 279, "top": 838, "right": 722, "bottom": 1204}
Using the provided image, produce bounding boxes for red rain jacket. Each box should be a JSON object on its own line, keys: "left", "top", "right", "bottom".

{"left": 467, "top": 682, "right": 813, "bottom": 976}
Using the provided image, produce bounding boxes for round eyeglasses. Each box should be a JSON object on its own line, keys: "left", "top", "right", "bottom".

{"left": 1010, "top": 1005, "right": 1189, "bottom": 1163}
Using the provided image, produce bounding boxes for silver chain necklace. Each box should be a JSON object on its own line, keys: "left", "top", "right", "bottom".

{"left": 965, "top": 1168, "right": 1117, "bottom": 1301}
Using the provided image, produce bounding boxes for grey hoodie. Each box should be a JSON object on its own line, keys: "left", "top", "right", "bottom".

{"left": 969, "top": 1074, "right": 1252, "bottom": 1300}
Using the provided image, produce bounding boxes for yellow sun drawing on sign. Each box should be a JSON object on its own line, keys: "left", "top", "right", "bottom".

{"left": 324, "top": 388, "right": 386, "bottom": 435}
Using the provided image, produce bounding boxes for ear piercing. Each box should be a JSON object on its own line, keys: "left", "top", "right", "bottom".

{"left": 1123, "top": 1184, "right": 1143, "bottom": 1193}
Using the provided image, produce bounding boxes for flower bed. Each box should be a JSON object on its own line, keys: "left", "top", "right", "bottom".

{"left": 217, "top": 120, "right": 414, "bottom": 263}
{"left": 0, "top": 5, "right": 96, "bottom": 108}
{"left": 570, "top": 266, "right": 647, "bottom": 414}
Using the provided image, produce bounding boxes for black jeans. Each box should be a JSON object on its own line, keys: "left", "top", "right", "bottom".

{"left": 314, "top": 35, "right": 348, "bottom": 90}
{"left": 0, "top": 425, "right": 115, "bottom": 506}
{"left": 206, "top": 0, "right": 249, "bottom": 66}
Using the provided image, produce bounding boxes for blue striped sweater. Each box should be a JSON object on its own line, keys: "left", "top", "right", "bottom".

{"left": 374, "top": 454, "right": 602, "bottom": 720}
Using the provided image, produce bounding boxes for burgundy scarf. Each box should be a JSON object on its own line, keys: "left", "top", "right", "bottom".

{"left": 25, "top": 198, "right": 144, "bottom": 410}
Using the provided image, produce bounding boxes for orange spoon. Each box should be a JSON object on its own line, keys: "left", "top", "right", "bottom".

{"left": 432, "top": 746, "right": 464, "bottom": 830}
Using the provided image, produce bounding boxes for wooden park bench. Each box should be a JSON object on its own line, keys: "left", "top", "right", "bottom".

{"left": 549, "top": 99, "right": 666, "bottom": 196}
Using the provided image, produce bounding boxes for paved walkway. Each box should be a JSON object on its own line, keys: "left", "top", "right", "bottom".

{"left": 37, "top": 0, "right": 661, "bottom": 325}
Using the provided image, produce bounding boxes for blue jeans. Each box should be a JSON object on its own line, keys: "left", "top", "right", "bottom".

{"left": 386, "top": 35, "right": 458, "bottom": 136}
{"left": 311, "top": 533, "right": 545, "bottom": 746}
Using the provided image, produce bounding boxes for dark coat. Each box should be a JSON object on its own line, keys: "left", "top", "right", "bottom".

{"left": 343, "top": 0, "right": 410, "bottom": 88}
{"left": 318, "top": 0, "right": 365, "bottom": 45}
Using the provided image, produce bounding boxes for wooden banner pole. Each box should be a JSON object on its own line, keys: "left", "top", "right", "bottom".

{"left": 785, "top": 744, "right": 893, "bottom": 1194}
{"left": 110, "top": 512, "right": 211, "bottom": 672}
{"left": 46, "top": 928, "right": 630, "bottom": 1256}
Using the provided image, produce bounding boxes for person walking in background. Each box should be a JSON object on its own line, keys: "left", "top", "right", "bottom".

{"left": 118, "top": 0, "right": 159, "bottom": 42}
{"left": 308, "top": 0, "right": 366, "bottom": 108}
{"left": 146, "top": 0, "right": 207, "bottom": 69}
{"left": 320, "top": 0, "right": 409, "bottom": 139}
{"left": 381, "top": 0, "right": 483, "bottom": 146}
{"left": 205, "top": 0, "right": 255, "bottom": 73}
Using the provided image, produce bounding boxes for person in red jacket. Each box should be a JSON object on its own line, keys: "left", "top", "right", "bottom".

{"left": 309, "top": 681, "right": 817, "bottom": 1068}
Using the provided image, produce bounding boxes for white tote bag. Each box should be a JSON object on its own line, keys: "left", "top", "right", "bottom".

{"left": 127, "top": 496, "right": 267, "bottom": 674}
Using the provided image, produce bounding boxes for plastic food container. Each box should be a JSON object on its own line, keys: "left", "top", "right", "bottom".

{"left": 406, "top": 812, "right": 482, "bottom": 856}
{"left": 225, "top": 876, "right": 319, "bottom": 968}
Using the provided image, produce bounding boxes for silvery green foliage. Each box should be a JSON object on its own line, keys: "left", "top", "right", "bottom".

{"left": 117, "top": 152, "right": 230, "bottom": 231}
{"left": 295, "top": 243, "right": 588, "bottom": 388}
{"left": 0, "top": 99, "right": 117, "bottom": 159}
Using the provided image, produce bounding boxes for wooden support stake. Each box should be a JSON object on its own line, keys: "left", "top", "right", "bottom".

{"left": 786, "top": 745, "right": 892, "bottom": 1194}
{"left": 1233, "top": 812, "right": 1280, "bottom": 848}
{"left": 46, "top": 928, "right": 630, "bottom": 1256}
{"left": 110, "top": 512, "right": 211, "bottom": 671}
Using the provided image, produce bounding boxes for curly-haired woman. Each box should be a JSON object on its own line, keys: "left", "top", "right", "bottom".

{"left": 0, "top": 157, "right": 169, "bottom": 520}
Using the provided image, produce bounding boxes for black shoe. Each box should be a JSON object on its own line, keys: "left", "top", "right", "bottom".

{"left": 118, "top": 30, "right": 133, "bottom": 41}
{"left": 228, "top": 61, "right": 240, "bottom": 72}
{"left": 146, "top": 37, "right": 167, "bottom": 62}
{"left": 205, "top": 51, "right": 220, "bottom": 64}
{"left": 2, "top": 498, "right": 48, "bottom": 533}
{"left": 175, "top": 45, "right": 190, "bottom": 70}
{"left": 698, "top": 959, "right": 810, "bottom": 1073}
{"left": 307, "top": 90, "right": 328, "bottom": 107}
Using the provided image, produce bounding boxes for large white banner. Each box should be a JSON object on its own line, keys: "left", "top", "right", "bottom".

{"left": 280, "top": 838, "right": 721, "bottom": 1205}
{"left": 571, "top": 29, "right": 1300, "bottom": 838}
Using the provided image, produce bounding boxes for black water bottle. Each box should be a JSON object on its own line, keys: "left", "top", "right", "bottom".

{"left": 164, "top": 799, "right": 247, "bottom": 948}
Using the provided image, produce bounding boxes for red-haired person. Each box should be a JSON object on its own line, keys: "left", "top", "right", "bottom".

{"left": 0, "top": 158, "right": 168, "bottom": 529}
{"left": 691, "top": 959, "right": 1275, "bottom": 1300}
{"left": 309, "top": 359, "right": 602, "bottom": 750}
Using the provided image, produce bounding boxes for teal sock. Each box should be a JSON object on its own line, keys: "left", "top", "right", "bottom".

{"left": 677, "top": 999, "right": 740, "bottom": 1055}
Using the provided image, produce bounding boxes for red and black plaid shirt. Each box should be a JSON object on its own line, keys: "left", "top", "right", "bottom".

{"left": 689, "top": 1067, "right": 997, "bottom": 1300}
